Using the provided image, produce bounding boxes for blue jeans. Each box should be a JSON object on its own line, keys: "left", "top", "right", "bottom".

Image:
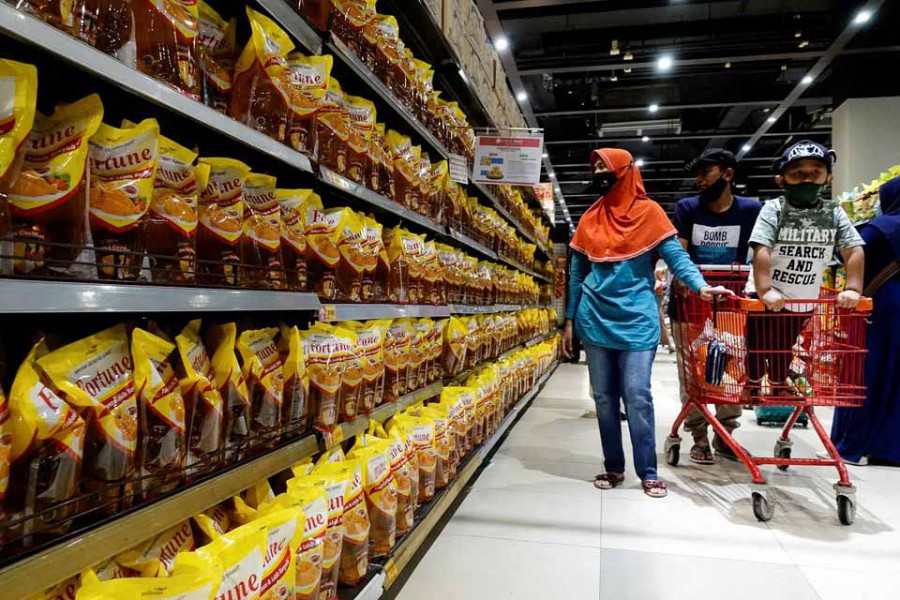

{"left": 584, "top": 344, "right": 658, "bottom": 481}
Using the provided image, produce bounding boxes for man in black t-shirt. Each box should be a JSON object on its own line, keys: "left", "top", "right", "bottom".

{"left": 671, "top": 149, "right": 762, "bottom": 465}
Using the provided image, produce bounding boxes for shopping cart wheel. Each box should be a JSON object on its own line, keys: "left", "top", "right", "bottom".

{"left": 837, "top": 495, "right": 856, "bottom": 526}
{"left": 752, "top": 492, "right": 775, "bottom": 522}
{"left": 776, "top": 448, "right": 792, "bottom": 471}
{"left": 664, "top": 436, "right": 681, "bottom": 466}
{"left": 774, "top": 439, "right": 793, "bottom": 472}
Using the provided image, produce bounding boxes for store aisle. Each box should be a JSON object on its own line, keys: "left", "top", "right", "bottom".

{"left": 396, "top": 354, "right": 900, "bottom": 600}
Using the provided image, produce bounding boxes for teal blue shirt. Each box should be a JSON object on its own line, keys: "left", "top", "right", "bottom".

{"left": 566, "top": 236, "right": 707, "bottom": 351}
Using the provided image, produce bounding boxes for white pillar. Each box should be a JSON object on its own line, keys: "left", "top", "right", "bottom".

{"left": 833, "top": 96, "right": 900, "bottom": 196}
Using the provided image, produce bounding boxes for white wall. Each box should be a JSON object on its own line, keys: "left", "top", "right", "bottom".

{"left": 833, "top": 96, "right": 900, "bottom": 196}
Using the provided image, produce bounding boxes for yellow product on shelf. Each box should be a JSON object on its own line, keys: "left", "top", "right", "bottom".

{"left": 116, "top": 520, "right": 195, "bottom": 577}
{"left": 76, "top": 571, "right": 220, "bottom": 600}
{"left": 340, "top": 320, "right": 388, "bottom": 414}
{"left": 173, "top": 523, "right": 265, "bottom": 600}
{"left": 254, "top": 508, "right": 306, "bottom": 600}
{"left": 347, "top": 435, "right": 398, "bottom": 557}
{"left": 394, "top": 413, "right": 437, "bottom": 505}
{"left": 207, "top": 322, "right": 251, "bottom": 460}
{"left": 192, "top": 503, "right": 232, "bottom": 545}
{"left": 0, "top": 58, "right": 37, "bottom": 186}
{"left": 236, "top": 327, "right": 285, "bottom": 445}
{"left": 278, "top": 323, "right": 310, "bottom": 438}
{"left": 370, "top": 421, "right": 416, "bottom": 535}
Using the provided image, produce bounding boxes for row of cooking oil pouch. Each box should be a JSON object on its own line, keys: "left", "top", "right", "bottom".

{"left": 28, "top": 385, "right": 495, "bottom": 600}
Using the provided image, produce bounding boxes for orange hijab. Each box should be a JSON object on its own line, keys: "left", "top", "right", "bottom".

{"left": 569, "top": 148, "right": 676, "bottom": 262}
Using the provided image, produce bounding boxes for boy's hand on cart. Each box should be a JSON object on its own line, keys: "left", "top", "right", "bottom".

{"left": 762, "top": 288, "right": 786, "bottom": 312}
{"left": 837, "top": 289, "right": 861, "bottom": 309}
{"left": 562, "top": 321, "right": 574, "bottom": 359}
{"left": 699, "top": 286, "right": 733, "bottom": 302}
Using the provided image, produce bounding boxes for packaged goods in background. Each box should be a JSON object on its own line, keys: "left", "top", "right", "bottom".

{"left": 304, "top": 194, "right": 341, "bottom": 300}
{"left": 254, "top": 508, "right": 304, "bottom": 600}
{"left": 285, "top": 54, "right": 332, "bottom": 157}
{"left": 263, "top": 485, "right": 327, "bottom": 600}
{"left": 331, "top": 325, "right": 361, "bottom": 423}
{"left": 330, "top": 0, "right": 376, "bottom": 60}
{"left": 411, "top": 405, "right": 452, "bottom": 489}
{"left": 340, "top": 320, "right": 386, "bottom": 414}
{"left": 231, "top": 7, "right": 295, "bottom": 143}
{"left": 299, "top": 324, "right": 353, "bottom": 432}
{"left": 406, "top": 319, "right": 427, "bottom": 392}
{"left": 197, "top": 0, "right": 236, "bottom": 113}
{"left": 206, "top": 322, "right": 251, "bottom": 460}
{"left": 141, "top": 131, "right": 202, "bottom": 284}
{"left": 0, "top": 59, "right": 37, "bottom": 252}
{"left": 316, "top": 77, "right": 350, "bottom": 176}
{"left": 174, "top": 520, "right": 267, "bottom": 600}
{"left": 464, "top": 315, "right": 482, "bottom": 370}
{"left": 332, "top": 207, "right": 366, "bottom": 302}
{"left": 37, "top": 324, "right": 138, "bottom": 515}
{"left": 372, "top": 123, "right": 395, "bottom": 200}
{"left": 236, "top": 328, "right": 285, "bottom": 447}
{"left": 76, "top": 571, "right": 219, "bottom": 600}
{"left": 289, "top": 470, "right": 346, "bottom": 600}
{"left": 436, "top": 393, "right": 465, "bottom": 473}
{"left": 383, "top": 319, "right": 409, "bottom": 402}
{"left": 344, "top": 96, "right": 376, "bottom": 185}
{"left": 422, "top": 241, "right": 443, "bottom": 305}
{"left": 133, "top": 0, "right": 200, "bottom": 98}
{"left": 347, "top": 435, "right": 397, "bottom": 557}
{"left": 364, "top": 216, "right": 390, "bottom": 302}
{"left": 241, "top": 173, "right": 286, "bottom": 289}
{"left": 3, "top": 341, "right": 86, "bottom": 544}
{"left": 278, "top": 323, "right": 310, "bottom": 438}
{"left": 88, "top": 118, "right": 160, "bottom": 280}
{"left": 371, "top": 15, "right": 402, "bottom": 99}
{"left": 6, "top": 94, "right": 103, "bottom": 278}
{"left": 131, "top": 327, "right": 187, "bottom": 498}
{"left": 442, "top": 387, "right": 476, "bottom": 455}
{"left": 429, "top": 160, "right": 448, "bottom": 224}
{"left": 441, "top": 316, "right": 468, "bottom": 377}
{"left": 417, "top": 151, "right": 434, "bottom": 219}
{"left": 398, "top": 414, "right": 437, "bottom": 504}
{"left": 116, "top": 519, "right": 195, "bottom": 577}
{"left": 312, "top": 458, "right": 370, "bottom": 588}
{"left": 174, "top": 320, "right": 224, "bottom": 473}
{"left": 196, "top": 157, "right": 249, "bottom": 286}
{"left": 427, "top": 319, "right": 445, "bottom": 383}
{"left": 191, "top": 502, "right": 231, "bottom": 545}
{"left": 276, "top": 189, "right": 315, "bottom": 292}
{"left": 370, "top": 422, "right": 414, "bottom": 535}
{"left": 385, "top": 227, "right": 425, "bottom": 303}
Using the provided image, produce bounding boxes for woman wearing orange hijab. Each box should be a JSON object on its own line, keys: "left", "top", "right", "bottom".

{"left": 563, "top": 148, "right": 729, "bottom": 498}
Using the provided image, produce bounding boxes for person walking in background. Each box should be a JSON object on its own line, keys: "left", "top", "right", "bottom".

{"left": 747, "top": 141, "right": 865, "bottom": 399}
{"left": 671, "top": 149, "right": 762, "bottom": 464}
{"left": 654, "top": 265, "right": 675, "bottom": 353}
{"left": 561, "top": 148, "right": 731, "bottom": 499}
{"left": 830, "top": 176, "right": 900, "bottom": 466}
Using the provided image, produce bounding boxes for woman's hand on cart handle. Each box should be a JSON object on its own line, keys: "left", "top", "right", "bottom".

{"left": 699, "top": 285, "right": 734, "bottom": 302}
{"left": 837, "top": 289, "right": 861, "bottom": 309}
{"left": 761, "top": 288, "right": 786, "bottom": 312}
{"left": 562, "top": 320, "right": 574, "bottom": 359}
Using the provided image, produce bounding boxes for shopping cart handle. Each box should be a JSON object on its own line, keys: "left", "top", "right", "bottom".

{"left": 856, "top": 297, "right": 874, "bottom": 311}
{"left": 737, "top": 297, "right": 873, "bottom": 311}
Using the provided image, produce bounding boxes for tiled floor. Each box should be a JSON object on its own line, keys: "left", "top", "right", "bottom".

{"left": 396, "top": 354, "right": 900, "bottom": 599}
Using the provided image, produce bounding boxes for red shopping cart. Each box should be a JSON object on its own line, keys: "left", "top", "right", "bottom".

{"left": 666, "top": 266, "right": 871, "bottom": 525}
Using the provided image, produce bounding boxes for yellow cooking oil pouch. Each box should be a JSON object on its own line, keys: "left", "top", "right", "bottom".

{"left": 288, "top": 469, "right": 347, "bottom": 600}
{"left": 262, "top": 485, "right": 327, "bottom": 600}
{"left": 237, "top": 327, "right": 285, "bottom": 443}
{"left": 76, "top": 571, "right": 219, "bottom": 600}
{"left": 207, "top": 322, "right": 251, "bottom": 460}
{"left": 178, "top": 520, "right": 267, "bottom": 600}
{"left": 117, "top": 519, "right": 195, "bottom": 577}
{"left": 254, "top": 507, "right": 305, "bottom": 600}
{"left": 175, "top": 319, "right": 224, "bottom": 470}
{"left": 347, "top": 435, "right": 397, "bottom": 557}
{"left": 192, "top": 502, "right": 232, "bottom": 545}
{"left": 278, "top": 323, "right": 309, "bottom": 438}
{"left": 0, "top": 59, "right": 38, "bottom": 185}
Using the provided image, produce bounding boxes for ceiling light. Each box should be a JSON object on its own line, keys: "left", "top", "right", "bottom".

{"left": 494, "top": 35, "right": 509, "bottom": 51}
{"left": 798, "top": 40, "right": 809, "bottom": 48}
{"left": 742, "top": 144, "right": 752, "bottom": 152}
{"left": 610, "top": 40, "right": 620, "bottom": 56}
{"left": 763, "top": 107, "right": 772, "bottom": 113}
{"left": 724, "top": 61, "right": 731, "bottom": 69}
{"left": 781, "top": 64, "right": 788, "bottom": 71}
{"left": 853, "top": 9, "right": 872, "bottom": 25}
{"left": 549, "top": 172, "right": 556, "bottom": 179}
{"left": 795, "top": 31, "right": 802, "bottom": 38}
{"left": 609, "top": 74, "right": 618, "bottom": 82}
{"left": 642, "top": 135, "right": 650, "bottom": 142}
{"left": 623, "top": 67, "right": 632, "bottom": 74}
{"left": 767, "top": 116, "right": 777, "bottom": 123}
{"left": 635, "top": 158, "right": 645, "bottom": 167}
{"left": 802, "top": 75, "right": 814, "bottom": 85}
{"left": 516, "top": 90, "right": 528, "bottom": 102}
{"left": 541, "top": 152, "right": 548, "bottom": 158}
{"left": 623, "top": 52, "right": 633, "bottom": 61}
{"left": 648, "top": 103, "right": 659, "bottom": 113}
{"left": 657, "top": 55, "right": 674, "bottom": 71}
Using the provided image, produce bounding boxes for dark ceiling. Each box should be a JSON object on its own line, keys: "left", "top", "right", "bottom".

{"left": 483, "top": 0, "right": 900, "bottom": 227}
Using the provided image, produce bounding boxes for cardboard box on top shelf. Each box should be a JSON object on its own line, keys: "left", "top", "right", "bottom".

{"left": 463, "top": 34, "right": 481, "bottom": 81}
{"left": 465, "top": 0, "right": 485, "bottom": 41}
{"left": 442, "top": 0, "right": 466, "bottom": 53}
{"left": 493, "top": 55, "right": 506, "bottom": 91}
{"left": 423, "top": 0, "right": 442, "bottom": 26}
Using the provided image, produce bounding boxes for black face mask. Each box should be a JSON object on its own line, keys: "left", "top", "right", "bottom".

{"left": 583, "top": 171, "right": 617, "bottom": 197}
{"left": 698, "top": 176, "right": 729, "bottom": 205}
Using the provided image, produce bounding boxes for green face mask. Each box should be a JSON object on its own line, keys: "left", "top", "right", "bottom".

{"left": 783, "top": 182, "right": 824, "bottom": 208}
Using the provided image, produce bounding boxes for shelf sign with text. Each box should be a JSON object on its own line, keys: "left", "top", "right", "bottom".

{"left": 472, "top": 134, "right": 544, "bottom": 186}
{"left": 534, "top": 182, "right": 556, "bottom": 224}
{"left": 449, "top": 153, "right": 469, "bottom": 184}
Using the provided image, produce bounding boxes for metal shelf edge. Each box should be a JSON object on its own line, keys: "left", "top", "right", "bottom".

{"left": 338, "top": 382, "right": 444, "bottom": 442}
{"left": 256, "top": 0, "right": 323, "bottom": 55}
{"left": 318, "top": 303, "right": 452, "bottom": 322}
{"left": 0, "top": 280, "right": 323, "bottom": 313}
{"left": 0, "top": 4, "right": 314, "bottom": 175}
{"left": 446, "top": 228, "right": 498, "bottom": 260}
{"left": 0, "top": 434, "right": 320, "bottom": 597}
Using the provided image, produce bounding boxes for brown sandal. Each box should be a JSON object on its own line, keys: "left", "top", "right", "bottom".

{"left": 594, "top": 473, "right": 625, "bottom": 490}
{"left": 642, "top": 480, "right": 668, "bottom": 498}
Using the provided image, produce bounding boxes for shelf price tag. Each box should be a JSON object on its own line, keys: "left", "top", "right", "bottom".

{"left": 320, "top": 305, "right": 337, "bottom": 321}
{"left": 449, "top": 153, "right": 469, "bottom": 184}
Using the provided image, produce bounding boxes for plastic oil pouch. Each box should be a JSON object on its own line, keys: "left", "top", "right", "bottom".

{"left": 285, "top": 54, "right": 332, "bottom": 158}
{"left": 383, "top": 319, "right": 409, "bottom": 402}
{"left": 237, "top": 327, "right": 285, "bottom": 447}
{"left": 179, "top": 520, "right": 267, "bottom": 600}
{"left": 197, "top": 0, "right": 236, "bottom": 113}
{"left": 332, "top": 207, "right": 366, "bottom": 302}
{"left": 76, "top": 571, "right": 218, "bottom": 600}
{"left": 37, "top": 324, "right": 138, "bottom": 514}
{"left": 196, "top": 157, "right": 249, "bottom": 286}
{"left": 276, "top": 188, "right": 315, "bottom": 292}
{"left": 0, "top": 59, "right": 37, "bottom": 210}
{"left": 347, "top": 435, "right": 397, "bottom": 558}
{"left": 207, "top": 322, "right": 251, "bottom": 461}
{"left": 278, "top": 323, "right": 310, "bottom": 439}
{"left": 133, "top": 0, "right": 200, "bottom": 98}
{"left": 315, "top": 77, "right": 350, "bottom": 176}
{"left": 298, "top": 326, "right": 351, "bottom": 432}
{"left": 241, "top": 173, "right": 285, "bottom": 290}
{"left": 343, "top": 95, "right": 376, "bottom": 185}
{"left": 340, "top": 320, "right": 386, "bottom": 414}
{"left": 117, "top": 519, "right": 195, "bottom": 577}
{"left": 304, "top": 194, "right": 341, "bottom": 300}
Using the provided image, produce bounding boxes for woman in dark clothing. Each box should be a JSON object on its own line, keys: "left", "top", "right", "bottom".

{"left": 831, "top": 176, "right": 900, "bottom": 465}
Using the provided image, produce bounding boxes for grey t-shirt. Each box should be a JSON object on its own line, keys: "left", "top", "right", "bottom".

{"left": 749, "top": 197, "right": 864, "bottom": 302}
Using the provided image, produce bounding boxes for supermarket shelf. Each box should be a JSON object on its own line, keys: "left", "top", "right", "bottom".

{"left": 446, "top": 228, "right": 498, "bottom": 260}
{"left": 0, "top": 280, "right": 322, "bottom": 313}
{"left": 257, "top": 0, "right": 322, "bottom": 55}
{"left": 525, "top": 330, "right": 558, "bottom": 347}
{"left": 0, "top": 4, "right": 314, "bottom": 175}
{"left": 326, "top": 37, "right": 451, "bottom": 160}
{"left": 337, "top": 382, "right": 444, "bottom": 442}
{"left": 448, "top": 303, "right": 543, "bottom": 314}
{"left": 0, "top": 434, "right": 321, "bottom": 598}
{"left": 318, "top": 303, "right": 451, "bottom": 322}
{"left": 497, "top": 331, "right": 551, "bottom": 361}
{"left": 497, "top": 254, "right": 545, "bottom": 281}
{"left": 338, "top": 570, "right": 386, "bottom": 600}
{"left": 472, "top": 182, "right": 551, "bottom": 257}
{"left": 318, "top": 166, "right": 446, "bottom": 237}
{"left": 381, "top": 361, "right": 559, "bottom": 590}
